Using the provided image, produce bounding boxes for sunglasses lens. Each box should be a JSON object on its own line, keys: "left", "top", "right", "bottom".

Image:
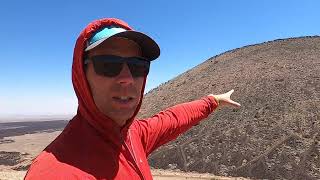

{"left": 128, "top": 62, "right": 149, "bottom": 77}
{"left": 91, "top": 56, "right": 150, "bottom": 77}
{"left": 92, "top": 58, "right": 123, "bottom": 77}
{"left": 99, "top": 62, "right": 123, "bottom": 77}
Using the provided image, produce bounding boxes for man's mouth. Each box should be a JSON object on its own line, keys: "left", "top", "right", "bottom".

{"left": 112, "top": 96, "right": 135, "bottom": 104}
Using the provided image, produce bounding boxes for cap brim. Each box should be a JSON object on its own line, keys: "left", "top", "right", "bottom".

{"left": 85, "top": 30, "right": 160, "bottom": 61}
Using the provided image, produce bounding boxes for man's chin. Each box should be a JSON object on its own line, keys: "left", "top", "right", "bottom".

{"left": 106, "top": 112, "right": 135, "bottom": 127}
{"left": 113, "top": 117, "right": 132, "bottom": 127}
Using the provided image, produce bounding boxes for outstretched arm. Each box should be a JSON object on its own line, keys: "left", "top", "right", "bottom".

{"left": 136, "top": 90, "right": 240, "bottom": 156}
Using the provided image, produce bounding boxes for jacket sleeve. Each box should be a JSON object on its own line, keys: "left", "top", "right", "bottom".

{"left": 136, "top": 96, "right": 218, "bottom": 156}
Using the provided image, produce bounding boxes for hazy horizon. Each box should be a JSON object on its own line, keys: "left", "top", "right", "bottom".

{"left": 0, "top": 114, "right": 74, "bottom": 122}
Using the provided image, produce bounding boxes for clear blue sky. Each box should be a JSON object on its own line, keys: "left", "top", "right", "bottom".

{"left": 1, "top": 0, "right": 319, "bottom": 118}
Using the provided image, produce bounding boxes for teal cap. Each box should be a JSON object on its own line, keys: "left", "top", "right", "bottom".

{"left": 85, "top": 25, "right": 160, "bottom": 61}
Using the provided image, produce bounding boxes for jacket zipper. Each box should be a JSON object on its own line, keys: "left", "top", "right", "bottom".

{"left": 128, "top": 131, "right": 146, "bottom": 180}
{"left": 121, "top": 133, "right": 145, "bottom": 180}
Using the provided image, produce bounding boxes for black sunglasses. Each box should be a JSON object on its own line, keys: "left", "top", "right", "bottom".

{"left": 85, "top": 55, "right": 150, "bottom": 77}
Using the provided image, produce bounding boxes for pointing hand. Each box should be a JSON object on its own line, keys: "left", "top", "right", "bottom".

{"left": 209, "top": 89, "right": 241, "bottom": 108}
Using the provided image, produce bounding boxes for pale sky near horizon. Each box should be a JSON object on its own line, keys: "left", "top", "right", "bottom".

{"left": 1, "top": 0, "right": 320, "bottom": 118}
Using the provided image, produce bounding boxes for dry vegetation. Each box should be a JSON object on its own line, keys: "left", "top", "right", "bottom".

{"left": 138, "top": 36, "right": 320, "bottom": 179}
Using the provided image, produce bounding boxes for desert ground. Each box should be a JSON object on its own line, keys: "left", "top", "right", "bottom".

{"left": 0, "top": 121, "right": 248, "bottom": 180}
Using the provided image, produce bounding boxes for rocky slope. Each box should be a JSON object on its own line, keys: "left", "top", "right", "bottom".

{"left": 138, "top": 36, "right": 320, "bottom": 179}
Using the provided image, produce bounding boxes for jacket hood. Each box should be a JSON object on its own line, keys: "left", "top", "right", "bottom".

{"left": 71, "top": 18, "right": 147, "bottom": 143}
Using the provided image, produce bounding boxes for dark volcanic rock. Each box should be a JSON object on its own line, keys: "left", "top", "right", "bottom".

{"left": 0, "top": 120, "right": 68, "bottom": 139}
{"left": 0, "top": 151, "right": 22, "bottom": 166}
{"left": 138, "top": 36, "right": 320, "bottom": 179}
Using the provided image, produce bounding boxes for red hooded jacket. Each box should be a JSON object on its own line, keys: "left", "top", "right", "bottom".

{"left": 24, "top": 18, "right": 218, "bottom": 180}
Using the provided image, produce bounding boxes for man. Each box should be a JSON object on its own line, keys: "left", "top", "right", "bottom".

{"left": 25, "top": 18, "right": 240, "bottom": 180}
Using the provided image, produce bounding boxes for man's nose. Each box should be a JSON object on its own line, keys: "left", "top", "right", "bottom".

{"left": 115, "top": 63, "right": 134, "bottom": 85}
